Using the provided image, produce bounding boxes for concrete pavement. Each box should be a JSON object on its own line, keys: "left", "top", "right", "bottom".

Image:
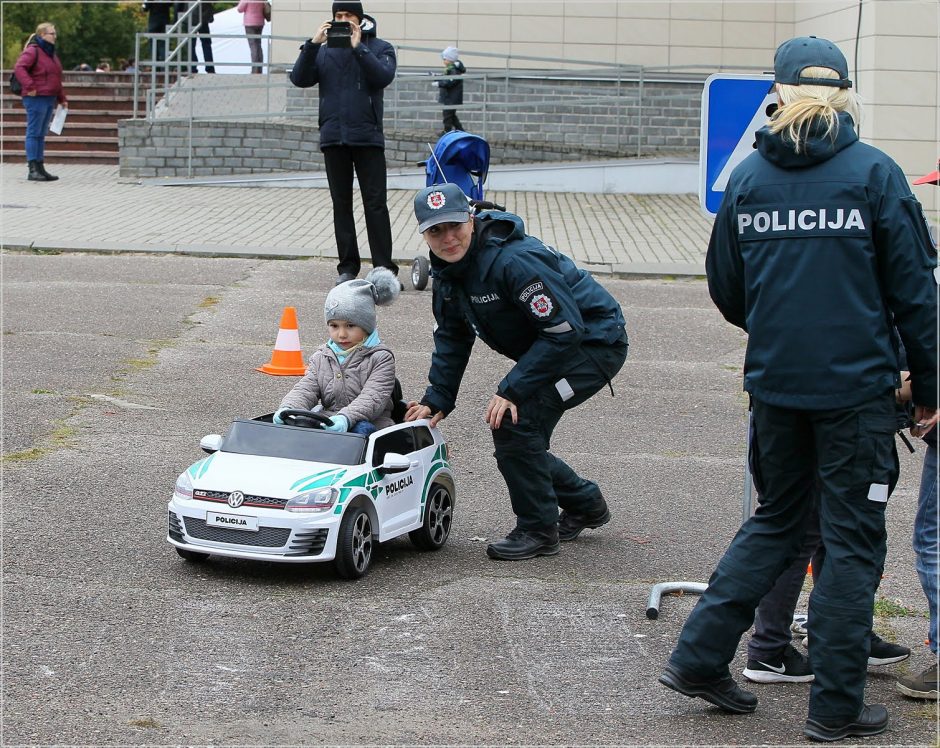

{"left": 0, "top": 163, "right": 711, "bottom": 276}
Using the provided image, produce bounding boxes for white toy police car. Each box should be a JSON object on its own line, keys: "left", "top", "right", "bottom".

{"left": 167, "top": 409, "right": 455, "bottom": 578}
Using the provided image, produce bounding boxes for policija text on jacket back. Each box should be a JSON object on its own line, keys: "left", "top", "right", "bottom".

{"left": 289, "top": 1, "right": 399, "bottom": 287}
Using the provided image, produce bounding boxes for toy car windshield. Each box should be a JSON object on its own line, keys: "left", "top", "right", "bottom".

{"left": 219, "top": 419, "right": 367, "bottom": 465}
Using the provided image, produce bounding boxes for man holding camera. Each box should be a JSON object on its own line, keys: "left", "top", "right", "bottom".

{"left": 290, "top": 1, "right": 398, "bottom": 286}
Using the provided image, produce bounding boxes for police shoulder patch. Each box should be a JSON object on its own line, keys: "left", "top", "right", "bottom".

{"left": 518, "top": 277, "right": 558, "bottom": 321}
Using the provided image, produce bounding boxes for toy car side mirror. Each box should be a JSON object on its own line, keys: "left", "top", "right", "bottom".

{"left": 377, "top": 453, "right": 410, "bottom": 475}
{"left": 200, "top": 434, "right": 223, "bottom": 454}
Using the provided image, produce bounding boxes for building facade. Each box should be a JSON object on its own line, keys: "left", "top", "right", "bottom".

{"left": 270, "top": 0, "right": 939, "bottom": 207}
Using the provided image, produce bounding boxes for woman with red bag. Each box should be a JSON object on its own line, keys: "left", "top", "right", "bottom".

{"left": 14, "top": 22, "right": 67, "bottom": 182}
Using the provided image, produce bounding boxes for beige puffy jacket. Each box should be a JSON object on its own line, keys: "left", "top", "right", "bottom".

{"left": 278, "top": 342, "right": 396, "bottom": 430}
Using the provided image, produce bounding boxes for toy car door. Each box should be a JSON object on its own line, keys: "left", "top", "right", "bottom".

{"left": 370, "top": 426, "right": 424, "bottom": 536}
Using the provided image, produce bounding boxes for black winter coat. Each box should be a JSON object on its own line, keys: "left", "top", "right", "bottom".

{"left": 289, "top": 15, "right": 396, "bottom": 149}
{"left": 706, "top": 111, "right": 938, "bottom": 410}
{"left": 437, "top": 60, "right": 465, "bottom": 106}
{"left": 421, "top": 212, "right": 627, "bottom": 413}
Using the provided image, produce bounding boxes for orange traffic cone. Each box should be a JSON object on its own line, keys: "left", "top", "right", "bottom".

{"left": 257, "top": 306, "right": 307, "bottom": 376}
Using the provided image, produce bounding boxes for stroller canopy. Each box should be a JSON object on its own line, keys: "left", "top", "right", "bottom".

{"left": 425, "top": 131, "right": 490, "bottom": 201}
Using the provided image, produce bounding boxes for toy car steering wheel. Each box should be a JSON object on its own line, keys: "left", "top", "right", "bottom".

{"left": 279, "top": 409, "right": 335, "bottom": 429}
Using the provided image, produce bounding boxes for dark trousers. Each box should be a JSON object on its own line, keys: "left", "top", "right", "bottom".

{"left": 147, "top": 13, "right": 169, "bottom": 62}
{"left": 192, "top": 26, "right": 214, "bottom": 73}
{"left": 492, "top": 331, "right": 628, "bottom": 530}
{"left": 245, "top": 25, "right": 263, "bottom": 73}
{"left": 669, "top": 393, "right": 898, "bottom": 722}
{"left": 323, "top": 145, "right": 397, "bottom": 277}
{"left": 748, "top": 500, "right": 820, "bottom": 659}
{"left": 442, "top": 109, "right": 462, "bottom": 132}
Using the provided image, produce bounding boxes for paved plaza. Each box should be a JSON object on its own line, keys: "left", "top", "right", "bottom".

{"left": 1, "top": 163, "right": 711, "bottom": 276}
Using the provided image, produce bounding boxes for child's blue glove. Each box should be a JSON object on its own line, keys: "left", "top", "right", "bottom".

{"left": 273, "top": 407, "right": 288, "bottom": 425}
{"left": 324, "top": 414, "right": 349, "bottom": 433}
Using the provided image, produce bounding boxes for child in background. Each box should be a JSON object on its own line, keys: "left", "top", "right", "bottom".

{"left": 437, "top": 46, "right": 465, "bottom": 133}
{"left": 274, "top": 267, "right": 400, "bottom": 435}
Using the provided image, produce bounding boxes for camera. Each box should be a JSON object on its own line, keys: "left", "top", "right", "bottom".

{"left": 326, "top": 21, "right": 352, "bottom": 48}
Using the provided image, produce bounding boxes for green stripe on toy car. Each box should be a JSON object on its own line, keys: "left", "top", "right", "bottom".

{"left": 292, "top": 468, "right": 347, "bottom": 492}
{"left": 188, "top": 453, "right": 215, "bottom": 479}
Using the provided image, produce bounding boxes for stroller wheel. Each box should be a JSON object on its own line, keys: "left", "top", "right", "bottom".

{"left": 411, "top": 256, "right": 430, "bottom": 291}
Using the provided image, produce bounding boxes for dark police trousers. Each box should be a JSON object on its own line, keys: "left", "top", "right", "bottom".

{"left": 323, "top": 145, "right": 397, "bottom": 277}
{"left": 491, "top": 331, "right": 628, "bottom": 531}
{"left": 669, "top": 392, "right": 898, "bottom": 722}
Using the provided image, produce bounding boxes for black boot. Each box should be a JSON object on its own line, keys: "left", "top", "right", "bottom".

{"left": 36, "top": 161, "right": 59, "bottom": 181}
{"left": 27, "top": 160, "right": 48, "bottom": 181}
{"left": 486, "top": 527, "right": 560, "bottom": 560}
{"left": 558, "top": 497, "right": 610, "bottom": 541}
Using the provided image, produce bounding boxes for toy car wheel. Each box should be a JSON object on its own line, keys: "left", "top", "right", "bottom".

{"left": 411, "top": 256, "right": 430, "bottom": 291}
{"left": 176, "top": 547, "right": 210, "bottom": 563}
{"left": 334, "top": 506, "right": 373, "bottom": 579}
{"left": 409, "top": 482, "right": 453, "bottom": 551}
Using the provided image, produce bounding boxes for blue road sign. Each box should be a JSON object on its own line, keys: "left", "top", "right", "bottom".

{"left": 700, "top": 74, "right": 776, "bottom": 216}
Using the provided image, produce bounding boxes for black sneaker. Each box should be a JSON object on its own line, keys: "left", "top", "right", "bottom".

{"left": 659, "top": 663, "right": 758, "bottom": 714}
{"left": 897, "top": 662, "right": 939, "bottom": 700}
{"left": 557, "top": 498, "right": 610, "bottom": 542}
{"left": 486, "top": 527, "right": 560, "bottom": 561}
{"left": 803, "top": 704, "right": 888, "bottom": 742}
{"left": 869, "top": 633, "right": 910, "bottom": 666}
{"left": 742, "top": 644, "right": 814, "bottom": 683}
{"left": 335, "top": 272, "right": 357, "bottom": 286}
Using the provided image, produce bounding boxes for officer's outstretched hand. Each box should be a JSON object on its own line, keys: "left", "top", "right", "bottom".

{"left": 485, "top": 394, "right": 518, "bottom": 430}
{"left": 405, "top": 401, "right": 445, "bottom": 427}
{"left": 911, "top": 405, "right": 939, "bottom": 438}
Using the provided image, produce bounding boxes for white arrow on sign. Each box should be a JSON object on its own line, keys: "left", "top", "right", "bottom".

{"left": 712, "top": 92, "right": 778, "bottom": 192}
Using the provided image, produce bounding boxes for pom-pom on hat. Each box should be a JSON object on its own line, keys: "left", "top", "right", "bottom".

{"left": 332, "top": 1, "right": 363, "bottom": 21}
{"left": 774, "top": 36, "right": 852, "bottom": 89}
{"left": 414, "top": 183, "right": 471, "bottom": 233}
{"left": 442, "top": 46, "right": 459, "bottom": 62}
{"left": 324, "top": 267, "right": 400, "bottom": 334}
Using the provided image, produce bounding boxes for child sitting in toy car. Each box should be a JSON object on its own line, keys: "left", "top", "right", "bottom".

{"left": 274, "top": 267, "right": 400, "bottom": 435}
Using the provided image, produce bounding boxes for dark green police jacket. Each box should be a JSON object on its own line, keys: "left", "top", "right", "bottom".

{"left": 706, "top": 111, "right": 938, "bottom": 410}
{"left": 420, "top": 212, "right": 627, "bottom": 415}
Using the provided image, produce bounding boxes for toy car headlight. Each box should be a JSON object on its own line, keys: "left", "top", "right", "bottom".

{"left": 286, "top": 487, "right": 339, "bottom": 513}
{"left": 174, "top": 473, "right": 193, "bottom": 500}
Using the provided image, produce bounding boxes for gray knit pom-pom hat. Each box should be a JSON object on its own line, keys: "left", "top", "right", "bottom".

{"left": 324, "top": 267, "right": 400, "bottom": 334}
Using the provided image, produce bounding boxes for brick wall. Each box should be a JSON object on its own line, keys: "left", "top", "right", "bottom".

{"left": 119, "top": 76, "right": 703, "bottom": 178}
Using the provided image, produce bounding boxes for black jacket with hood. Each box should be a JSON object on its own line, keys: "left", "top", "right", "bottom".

{"left": 437, "top": 59, "right": 465, "bottom": 106}
{"left": 420, "top": 211, "right": 627, "bottom": 414}
{"left": 289, "top": 14, "right": 396, "bottom": 149}
{"left": 706, "top": 111, "right": 938, "bottom": 410}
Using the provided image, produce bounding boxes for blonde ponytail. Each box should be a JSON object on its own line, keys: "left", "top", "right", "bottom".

{"left": 770, "top": 66, "right": 861, "bottom": 153}
{"left": 23, "top": 33, "right": 37, "bottom": 51}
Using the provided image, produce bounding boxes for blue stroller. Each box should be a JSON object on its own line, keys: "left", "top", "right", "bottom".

{"left": 412, "top": 131, "right": 501, "bottom": 290}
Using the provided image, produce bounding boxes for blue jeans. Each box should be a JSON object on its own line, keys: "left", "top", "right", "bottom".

{"left": 915, "top": 442, "right": 938, "bottom": 654}
{"left": 351, "top": 421, "right": 377, "bottom": 436}
{"left": 23, "top": 95, "right": 56, "bottom": 161}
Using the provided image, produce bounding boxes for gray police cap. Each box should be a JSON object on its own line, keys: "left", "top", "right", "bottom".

{"left": 774, "top": 36, "right": 852, "bottom": 89}
{"left": 414, "top": 183, "right": 471, "bottom": 233}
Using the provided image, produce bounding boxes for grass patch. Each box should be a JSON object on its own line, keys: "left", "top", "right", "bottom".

{"left": 874, "top": 596, "right": 920, "bottom": 618}
{"left": 31, "top": 388, "right": 55, "bottom": 395}
{"left": 128, "top": 717, "right": 160, "bottom": 728}
{"left": 1, "top": 421, "right": 77, "bottom": 463}
{"left": 198, "top": 295, "right": 220, "bottom": 309}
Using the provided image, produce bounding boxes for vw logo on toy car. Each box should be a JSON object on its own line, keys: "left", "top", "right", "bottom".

{"left": 227, "top": 490, "right": 245, "bottom": 508}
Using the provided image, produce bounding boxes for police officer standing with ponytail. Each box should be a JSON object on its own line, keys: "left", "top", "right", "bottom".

{"left": 659, "top": 37, "right": 938, "bottom": 742}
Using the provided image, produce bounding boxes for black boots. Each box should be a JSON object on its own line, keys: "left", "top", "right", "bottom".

{"left": 27, "top": 160, "right": 58, "bottom": 182}
{"left": 37, "top": 161, "right": 58, "bottom": 180}
{"left": 804, "top": 704, "right": 889, "bottom": 742}
{"left": 659, "top": 664, "right": 759, "bottom": 714}
{"left": 558, "top": 498, "right": 611, "bottom": 541}
{"left": 486, "top": 527, "right": 560, "bottom": 560}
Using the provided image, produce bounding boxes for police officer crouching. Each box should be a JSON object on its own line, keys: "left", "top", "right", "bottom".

{"left": 404, "top": 183, "right": 629, "bottom": 560}
{"left": 659, "top": 36, "right": 939, "bottom": 742}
